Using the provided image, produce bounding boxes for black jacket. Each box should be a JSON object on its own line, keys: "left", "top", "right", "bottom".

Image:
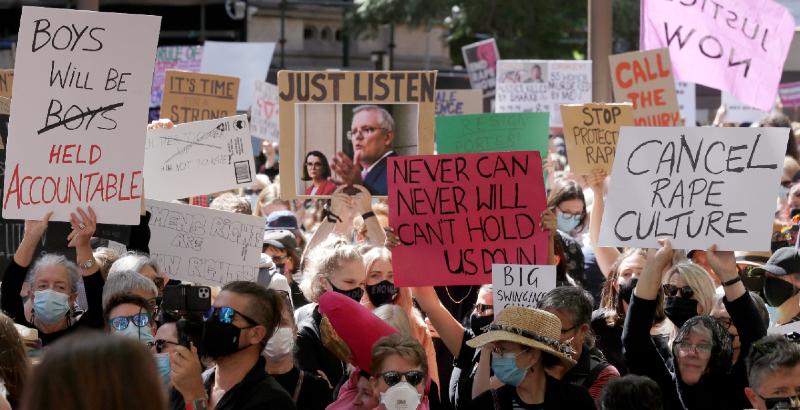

{"left": 295, "top": 303, "right": 346, "bottom": 387}
{"left": 622, "top": 293, "right": 766, "bottom": 409}
{"left": 170, "top": 356, "right": 296, "bottom": 410}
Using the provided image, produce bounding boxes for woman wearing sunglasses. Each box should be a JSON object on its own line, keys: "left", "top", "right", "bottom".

{"left": 623, "top": 240, "right": 768, "bottom": 409}
{"left": 370, "top": 333, "right": 431, "bottom": 410}
{"left": 662, "top": 261, "right": 717, "bottom": 329}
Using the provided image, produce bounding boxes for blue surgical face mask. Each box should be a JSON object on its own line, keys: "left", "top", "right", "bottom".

{"left": 779, "top": 185, "right": 790, "bottom": 200}
{"left": 154, "top": 353, "right": 171, "bottom": 387}
{"left": 556, "top": 211, "right": 581, "bottom": 232}
{"left": 117, "top": 322, "right": 155, "bottom": 345}
{"left": 491, "top": 352, "right": 527, "bottom": 386}
{"left": 33, "top": 289, "right": 70, "bottom": 324}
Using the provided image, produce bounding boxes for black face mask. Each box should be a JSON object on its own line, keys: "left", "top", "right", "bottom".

{"left": 469, "top": 313, "right": 494, "bottom": 336}
{"left": 618, "top": 278, "right": 638, "bottom": 305}
{"left": 763, "top": 395, "right": 800, "bottom": 410}
{"left": 199, "top": 317, "right": 246, "bottom": 359}
{"left": 366, "top": 280, "right": 398, "bottom": 307}
{"left": 329, "top": 280, "right": 364, "bottom": 303}
{"left": 764, "top": 276, "right": 798, "bottom": 307}
{"left": 664, "top": 296, "right": 698, "bottom": 328}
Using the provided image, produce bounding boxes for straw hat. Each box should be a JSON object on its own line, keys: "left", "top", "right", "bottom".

{"left": 466, "top": 306, "right": 576, "bottom": 368}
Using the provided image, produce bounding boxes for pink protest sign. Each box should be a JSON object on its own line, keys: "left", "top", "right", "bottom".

{"left": 388, "top": 151, "right": 548, "bottom": 287}
{"left": 151, "top": 46, "right": 203, "bottom": 108}
{"left": 640, "top": 0, "right": 795, "bottom": 112}
{"left": 779, "top": 82, "right": 800, "bottom": 108}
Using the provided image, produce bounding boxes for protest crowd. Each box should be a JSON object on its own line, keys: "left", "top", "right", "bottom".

{"left": 2, "top": 2, "right": 800, "bottom": 410}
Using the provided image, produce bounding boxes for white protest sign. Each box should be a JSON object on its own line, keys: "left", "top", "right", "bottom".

{"left": 144, "top": 115, "right": 255, "bottom": 201}
{"left": 599, "top": 127, "right": 788, "bottom": 251}
{"left": 722, "top": 91, "right": 769, "bottom": 124}
{"left": 251, "top": 80, "right": 279, "bottom": 141}
{"left": 146, "top": 199, "right": 264, "bottom": 287}
{"left": 675, "top": 81, "right": 696, "bottom": 126}
{"left": 435, "top": 89, "right": 483, "bottom": 116}
{"left": 200, "top": 41, "right": 275, "bottom": 111}
{"left": 495, "top": 60, "right": 592, "bottom": 127}
{"left": 492, "top": 264, "right": 557, "bottom": 314}
{"left": 2, "top": 7, "right": 160, "bottom": 224}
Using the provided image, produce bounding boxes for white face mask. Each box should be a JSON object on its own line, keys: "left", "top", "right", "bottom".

{"left": 264, "top": 327, "right": 294, "bottom": 359}
{"left": 380, "top": 381, "right": 422, "bottom": 410}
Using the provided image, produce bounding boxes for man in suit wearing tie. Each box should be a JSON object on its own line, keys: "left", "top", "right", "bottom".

{"left": 331, "top": 105, "right": 397, "bottom": 195}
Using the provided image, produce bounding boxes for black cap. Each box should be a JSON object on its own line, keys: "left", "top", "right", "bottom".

{"left": 263, "top": 229, "right": 297, "bottom": 250}
{"left": 762, "top": 247, "right": 800, "bottom": 276}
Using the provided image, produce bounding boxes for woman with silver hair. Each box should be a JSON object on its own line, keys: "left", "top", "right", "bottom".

{"left": 0, "top": 208, "right": 105, "bottom": 345}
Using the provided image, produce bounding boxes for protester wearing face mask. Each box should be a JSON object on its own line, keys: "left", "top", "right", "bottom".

{"left": 263, "top": 229, "right": 308, "bottom": 308}
{"left": 104, "top": 293, "right": 157, "bottom": 345}
{"left": 623, "top": 240, "right": 767, "bottom": 409}
{"left": 295, "top": 235, "right": 366, "bottom": 389}
{"left": 265, "top": 294, "right": 331, "bottom": 410}
{"left": 662, "top": 262, "right": 716, "bottom": 329}
{"left": 538, "top": 287, "right": 619, "bottom": 401}
{"left": 361, "top": 247, "right": 440, "bottom": 388}
{"left": 547, "top": 178, "right": 588, "bottom": 238}
{"left": 592, "top": 249, "right": 670, "bottom": 375}
{"left": 467, "top": 306, "right": 594, "bottom": 409}
{"left": 761, "top": 247, "right": 800, "bottom": 331}
{"left": 151, "top": 320, "right": 180, "bottom": 389}
{"left": 745, "top": 334, "right": 800, "bottom": 410}
{"left": 0, "top": 209, "right": 104, "bottom": 346}
{"left": 370, "top": 334, "right": 431, "bottom": 410}
{"left": 711, "top": 292, "right": 771, "bottom": 365}
{"left": 169, "top": 282, "right": 295, "bottom": 410}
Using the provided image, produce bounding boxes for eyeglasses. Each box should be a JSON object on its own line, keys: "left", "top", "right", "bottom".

{"left": 204, "top": 306, "right": 259, "bottom": 326}
{"left": 475, "top": 304, "right": 493, "bottom": 315}
{"left": 674, "top": 341, "right": 713, "bottom": 356}
{"left": 561, "top": 323, "right": 579, "bottom": 335}
{"left": 346, "top": 127, "right": 386, "bottom": 141}
{"left": 109, "top": 313, "right": 151, "bottom": 331}
{"left": 379, "top": 370, "right": 425, "bottom": 387}
{"left": 662, "top": 284, "right": 695, "bottom": 299}
{"left": 715, "top": 317, "right": 733, "bottom": 331}
{"left": 148, "top": 338, "right": 180, "bottom": 353}
{"left": 556, "top": 207, "right": 582, "bottom": 220}
{"left": 306, "top": 161, "right": 323, "bottom": 168}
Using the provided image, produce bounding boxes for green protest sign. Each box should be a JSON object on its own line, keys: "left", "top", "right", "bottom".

{"left": 436, "top": 112, "right": 549, "bottom": 155}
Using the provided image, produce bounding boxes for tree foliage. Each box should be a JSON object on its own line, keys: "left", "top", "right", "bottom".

{"left": 346, "top": 0, "right": 639, "bottom": 64}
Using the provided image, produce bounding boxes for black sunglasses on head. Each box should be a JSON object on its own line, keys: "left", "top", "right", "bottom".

{"left": 380, "top": 370, "right": 425, "bottom": 387}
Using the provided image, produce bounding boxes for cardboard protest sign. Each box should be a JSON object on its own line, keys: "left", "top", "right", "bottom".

{"left": 435, "top": 89, "right": 482, "bottom": 116}
{"left": 146, "top": 199, "right": 263, "bottom": 287}
{"left": 251, "top": 80, "right": 279, "bottom": 141}
{"left": 144, "top": 115, "right": 256, "bottom": 201}
{"left": 779, "top": 81, "right": 800, "bottom": 108}
{"left": 2, "top": 7, "right": 160, "bottom": 224}
{"left": 640, "top": 0, "right": 795, "bottom": 112}
{"left": 278, "top": 70, "right": 436, "bottom": 199}
{"left": 388, "top": 151, "right": 549, "bottom": 286}
{"left": 560, "top": 103, "right": 633, "bottom": 175}
{"left": 675, "top": 81, "right": 696, "bottom": 126}
{"left": 462, "top": 39, "right": 499, "bottom": 98}
{"left": 201, "top": 41, "right": 275, "bottom": 111}
{"left": 151, "top": 45, "right": 203, "bottom": 108}
{"left": 609, "top": 49, "right": 680, "bottom": 127}
{"left": 495, "top": 60, "right": 592, "bottom": 127}
{"left": 436, "top": 112, "right": 549, "bottom": 155}
{"left": 492, "top": 264, "right": 557, "bottom": 314}
{"left": 160, "top": 70, "right": 239, "bottom": 125}
{"left": 722, "top": 91, "right": 769, "bottom": 124}
{"left": 0, "top": 97, "right": 8, "bottom": 117}
{"left": 599, "top": 127, "right": 788, "bottom": 251}
{"left": 0, "top": 70, "right": 12, "bottom": 98}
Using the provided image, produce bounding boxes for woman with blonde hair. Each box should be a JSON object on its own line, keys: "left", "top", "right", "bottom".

{"left": 662, "top": 262, "right": 717, "bottom": 328}
{"left": 360, "top": 247, "right": 440, "bottom": 387}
